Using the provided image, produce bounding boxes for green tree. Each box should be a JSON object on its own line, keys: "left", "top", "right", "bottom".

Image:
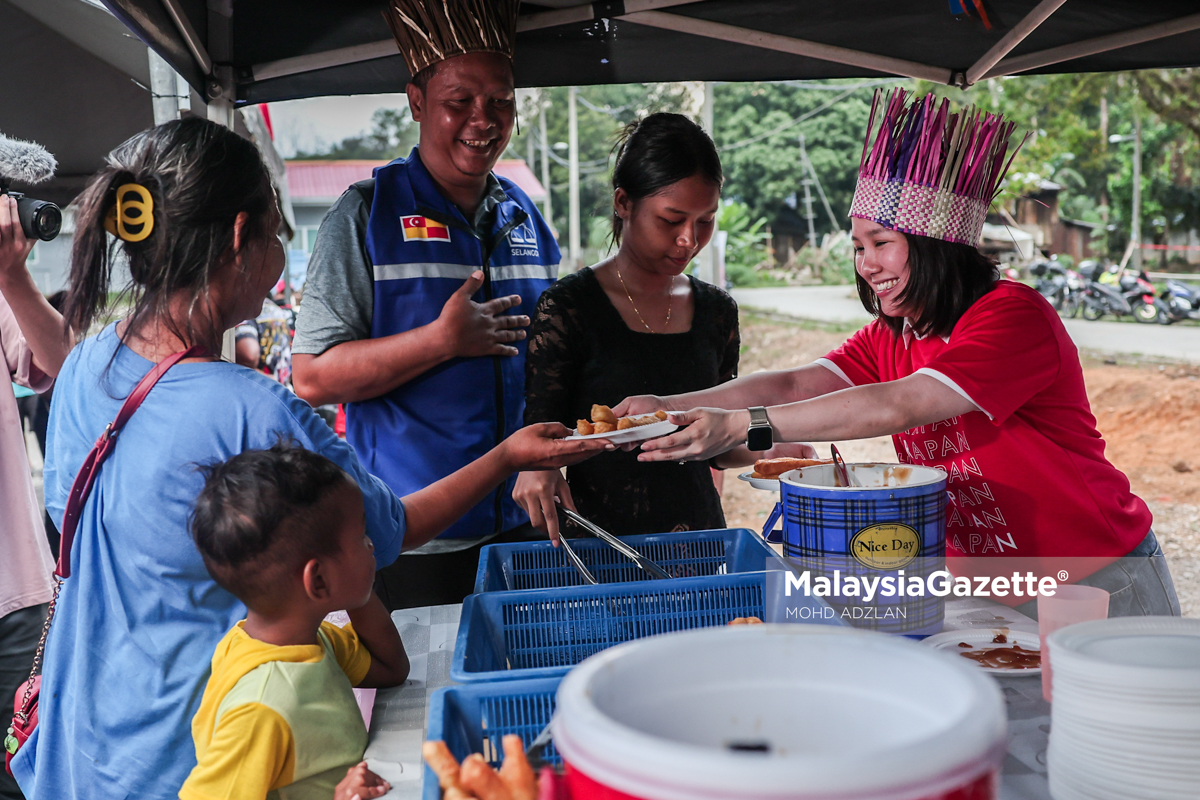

{"left": 512, "top": 81, "right": 882, "bottom": 263}
{"left": 713, "top": 82, "right": 878, "bottom": 239}
{"left": 507, "top": 83, "right": 696, "bottom": 261}
{"left": 293, "top": 107, "right": 418, "bottom": 161}
{"left": 924, "top": 71, "right": 1200, "bottom": 261}
{"left": 718, "top": 201, "right": 778, "bottom": 287}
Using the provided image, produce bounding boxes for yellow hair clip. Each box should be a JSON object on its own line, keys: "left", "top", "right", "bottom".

{"left": 104, "top": 183, "right": 154, "bottom": 242}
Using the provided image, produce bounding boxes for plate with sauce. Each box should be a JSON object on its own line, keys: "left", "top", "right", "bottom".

{"left": 923, "top": 629, "right": 1042, "bottom": 676}
{"left": 737, "top": 472, "right": 780, "bottom": 491}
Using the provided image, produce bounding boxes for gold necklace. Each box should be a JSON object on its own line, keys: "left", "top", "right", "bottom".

{"left": 616, "top": 266, "right": 672, "bottom": 333}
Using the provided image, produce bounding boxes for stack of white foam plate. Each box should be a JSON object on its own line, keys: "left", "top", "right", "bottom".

{"left": 1046, "top": 617, "right": 1200, "bottom": 800}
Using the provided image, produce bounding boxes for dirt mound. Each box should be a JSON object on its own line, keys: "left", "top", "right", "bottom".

{"left": 1084, "top": 363, "right": 1200, "bottom": 504}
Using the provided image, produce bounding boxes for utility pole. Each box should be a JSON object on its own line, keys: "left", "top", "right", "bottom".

{"left": 696, "top": 81, "right": 718, "bottom": 284}
{"left": 1131, "top": 102, "right": 1143, "bottom": 271}
{"left": 526, "top": 120, "right": 535, "bottom": 174}
{"left": 801, "top": 170, "right": 817, "bottom": 250}
{"left": 539, "top": 104, "right": 552, "bottom": 230}
{"left": 568, "top": 86, "right": 581, "bottom": 272}
{"left": 799, "top": 133, "right": 839, "bottom": 232}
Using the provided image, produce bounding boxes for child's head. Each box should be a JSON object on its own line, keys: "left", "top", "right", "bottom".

{"left": 190, "top": 442, "right": 376, "bottom": 615}
{"left": 65, "top": 117, "right": 281, "bottom": 346}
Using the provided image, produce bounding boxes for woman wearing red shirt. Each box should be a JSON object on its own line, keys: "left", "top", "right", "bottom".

{"left": 620, "top": 90, "right": 1178, "bottom": 618}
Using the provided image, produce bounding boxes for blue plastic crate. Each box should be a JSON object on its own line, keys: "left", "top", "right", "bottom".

{"left": 452, "top": 572, "right": 838, "bottom": 682}
{"left": 473, "top": 528, "right": 783, "bottom": 593}
{"left": 423, "top": 677, "right": 562, "bottom": 800}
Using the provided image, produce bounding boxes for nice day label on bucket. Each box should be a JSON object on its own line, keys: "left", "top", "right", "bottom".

{"left": 849, "top": 523, "right": 922, "bottom": 570}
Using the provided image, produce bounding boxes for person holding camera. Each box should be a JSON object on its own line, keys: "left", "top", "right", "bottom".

{"left": 0, "top": 193, "right": 70, "bottom": 800}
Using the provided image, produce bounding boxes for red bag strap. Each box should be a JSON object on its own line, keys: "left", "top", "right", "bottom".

{"left": 56, "top": 345, "right": 209, "bottom": 578}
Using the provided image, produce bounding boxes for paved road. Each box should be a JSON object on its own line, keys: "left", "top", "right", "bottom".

{"left": 732, "top": 285, "right": 1200, "bottom": 363}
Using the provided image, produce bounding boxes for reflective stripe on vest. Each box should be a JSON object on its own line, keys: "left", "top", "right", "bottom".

{"left": 352, "top": 148, "right": 560, "bottom": 539}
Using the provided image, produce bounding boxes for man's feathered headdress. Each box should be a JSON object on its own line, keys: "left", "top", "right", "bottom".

{"left": 384, "top": 0, "right": 521, "bottom": 78}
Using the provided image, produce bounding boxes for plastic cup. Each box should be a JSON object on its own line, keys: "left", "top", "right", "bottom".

{"left": 1038, "top": 585, "right": 1109, "bottom": 702}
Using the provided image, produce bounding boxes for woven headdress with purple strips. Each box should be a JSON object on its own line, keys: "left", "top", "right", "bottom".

{"left": 850, "top": 89, "right": 1028, "bottom": 246}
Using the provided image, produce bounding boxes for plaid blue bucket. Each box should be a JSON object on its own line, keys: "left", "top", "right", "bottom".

{"left": 781, "top": 464, "right": 946, "bottom": 636}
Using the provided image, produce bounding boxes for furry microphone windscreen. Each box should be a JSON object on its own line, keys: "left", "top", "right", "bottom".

{"left": 0, "top": 134, "right": 58, "bottom": 185}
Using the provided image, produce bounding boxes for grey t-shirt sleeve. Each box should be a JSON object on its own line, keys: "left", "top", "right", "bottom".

{"left": 292, "top": 182, "right": 375, "bottom": 355}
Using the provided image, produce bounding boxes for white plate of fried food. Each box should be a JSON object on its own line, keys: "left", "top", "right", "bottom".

{"left": 565, "top": 405, "right": 678, "bottom": 443}
{"left": 738, "top": 457, "right": 834, "bottom": 491}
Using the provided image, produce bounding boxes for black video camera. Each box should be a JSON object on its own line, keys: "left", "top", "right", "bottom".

{"left": 0, "top": 133, "right": 62, "bottom": 241}
{"left": 0, "top": 183, "right": 61, "bottom": 242}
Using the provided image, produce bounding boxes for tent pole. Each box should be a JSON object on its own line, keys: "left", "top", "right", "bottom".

{"left": 622, "top": 11, "right": 954, "bottom": 85}
{"left": 963, "top": 0, "right": 1067, "bottom": 86}
{"left": 159, "top": 0, "right": 212, "bottom": 75}
{"left": 516, "top": 0, "right": 702, "bottom": 33}
{"left": 149, "top": 50, "right": 184, "bottom": 125}
{"left": 984, "top": 12, "right": 1200, "bottom": 79}
{"left": 252, "top": 0, "right": 704, "bottom": 83}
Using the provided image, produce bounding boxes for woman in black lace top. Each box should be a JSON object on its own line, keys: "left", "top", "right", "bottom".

{"left": 515, "top": 113, "right": 739, "bottom": 540}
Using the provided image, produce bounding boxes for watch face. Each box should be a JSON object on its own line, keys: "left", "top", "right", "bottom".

{"left": 747, "top": 425, "right": 772, "bottom": 451}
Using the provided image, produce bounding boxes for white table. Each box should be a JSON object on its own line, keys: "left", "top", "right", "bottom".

{"left": 364, "top": 599, "right": 1051, "bottom": 800}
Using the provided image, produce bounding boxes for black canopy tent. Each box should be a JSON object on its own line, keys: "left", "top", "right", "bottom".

{"left": 101, "top": 1, "right": 1200, "bottom": 107}
{"left": 0, "top": 0, "right": 157, "bottom": 206}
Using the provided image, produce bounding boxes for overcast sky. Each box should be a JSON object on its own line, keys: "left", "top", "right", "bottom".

{"left": 267, "top": 94, "right": 408, "bottom": 157}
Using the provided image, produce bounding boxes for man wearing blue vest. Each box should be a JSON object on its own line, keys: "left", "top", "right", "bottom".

{"left": 292, "top": 0, "right": 559, "bottom": 609}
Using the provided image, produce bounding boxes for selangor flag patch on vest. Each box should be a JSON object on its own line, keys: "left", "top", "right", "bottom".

{"left": 400, "top": 215, "right": 450, "bottom": 242}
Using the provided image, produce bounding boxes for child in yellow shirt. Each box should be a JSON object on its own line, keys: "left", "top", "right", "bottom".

{"left": 181, "top": 442, "right": 411, "bottom": 800}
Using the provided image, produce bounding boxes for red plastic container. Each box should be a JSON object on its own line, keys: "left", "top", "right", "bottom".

{"left": 553, "top": 625, "right": 1005, "bottom": 800}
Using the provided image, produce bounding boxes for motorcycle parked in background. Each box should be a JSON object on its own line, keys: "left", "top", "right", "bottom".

{"left": 1073, "top": 262, "right": 1128, "bottom": 321}
{"left": 1032, "top": 260, "right": 1083, "bottom": 317}
{"left": 1161, "top": 279, "right": 1200, "bottom": 323}
{"left": 1118, "top": 270, "right": 1170, "bottom": 324}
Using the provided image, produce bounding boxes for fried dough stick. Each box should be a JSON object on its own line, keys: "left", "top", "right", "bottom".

{"left": 422, "top": 737, "right": 537, "bottom": 800}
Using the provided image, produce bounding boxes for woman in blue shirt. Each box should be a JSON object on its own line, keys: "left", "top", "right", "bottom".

{"left": 10, "top": 118, "right": 604, "bottom": 800}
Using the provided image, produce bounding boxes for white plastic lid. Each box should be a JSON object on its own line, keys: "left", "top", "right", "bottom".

{"left": 553, "top": 625, "right": 1006, "bottom": 800}
{"left": 1047, "top": 617, "right": 1200, "bottom": 691}
{"left": 780, "top": 463, "right": 947, "bottom": 491}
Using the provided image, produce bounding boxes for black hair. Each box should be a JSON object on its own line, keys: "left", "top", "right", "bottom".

{"left": 856, "top": 232, "right": 999, "bottom": 338}
{"left": 611, "top": 112, "right": 722, "bottom": 244}
{"left": 64, "top": 117, "right": 275, "bottom": 352}
{"left": 408, "top": 62, "right": 439, "bottom": 93}
{"left": 190, "top": 440, "right": 354, "bottom": 606}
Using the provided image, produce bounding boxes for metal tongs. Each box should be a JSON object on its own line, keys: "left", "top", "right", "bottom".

{"left": 556, "top": 530, "right": 597, "bottom": 585}
{"left": 557, "top": 504, "right": 671, "bottom": 580}
{"left": 525, "top": 719, "right": 556, "bottom": 770}
{"left": 830, "top": 444, "right": 861, "bottom": 488}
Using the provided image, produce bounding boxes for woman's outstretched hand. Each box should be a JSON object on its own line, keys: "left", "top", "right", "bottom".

{"left": 501, "top": 423, "right": 611, "bottom": 472}
{"left": 611, "top": 394, "right": 666, "bottom": 418}
{"left": 637, "top": 408, "right": 747, "bottom": 463}
{"left": 513, "top": 471, "right": 576, "bottom": 546}
{"left": 760, "top": 441, "right": 818, "bottom": 461}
